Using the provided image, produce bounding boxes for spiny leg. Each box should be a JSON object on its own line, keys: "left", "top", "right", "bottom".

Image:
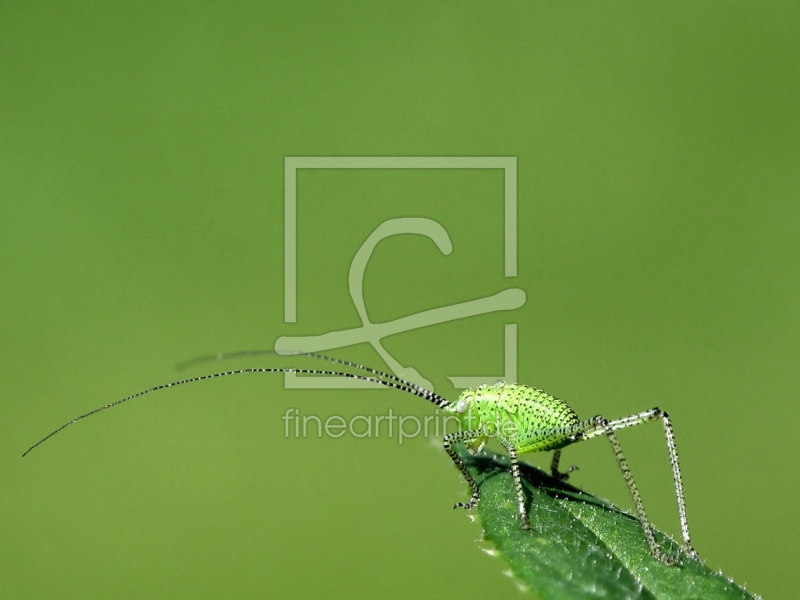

{"left": 443, "top": 429, "right": 485, "bottom": 511}
{"left": 522, "top": 417, "right": 689, "bottom": 563}
{"left": 504, "top": 443, "right": 530, "bottom": 529}
{"left": 585, "top": 408, "right": 698, "bottom": 560}
{"left": 589, "top": 416, "right": 676, "bottom": 564}
{"left": 550, "top": 449, "right": 578, "bottom": 481}
{"left": 657, "top": 411, "right": 697, "bottom": 560}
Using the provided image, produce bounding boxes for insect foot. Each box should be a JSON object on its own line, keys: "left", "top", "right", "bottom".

{"left": 553, "top": 466, "right": 578, "bottom": 481}
{"left": 453, "top": 494, "right": 480, "bottom": 511}
{"left": 654, "top": 549, "right": 680, "bottom": 566}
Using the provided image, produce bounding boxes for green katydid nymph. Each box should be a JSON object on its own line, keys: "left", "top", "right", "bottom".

{"left": 23, "top": 350, "right": 698, "bottom": 565}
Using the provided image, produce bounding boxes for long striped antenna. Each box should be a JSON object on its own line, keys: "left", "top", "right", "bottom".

{"left": 176, "top": 349, "right": 448, "bottom": 405}
{"left": 22, "top": 366, "right": 452, "bottom": 458}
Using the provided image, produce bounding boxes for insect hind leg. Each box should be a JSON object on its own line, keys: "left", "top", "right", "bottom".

{"left": 550, "top": 449, "right": 578, "bottom": 481}
{"left": 585, "top": 408, "right": 698, "bottom": 560}
{"left": 578, "top": 411, "right": 698, "bottom": 564}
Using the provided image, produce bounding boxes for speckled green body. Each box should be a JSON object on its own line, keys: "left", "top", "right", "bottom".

{"left": 447, "top": 383, "right": 581, "bottom": 453}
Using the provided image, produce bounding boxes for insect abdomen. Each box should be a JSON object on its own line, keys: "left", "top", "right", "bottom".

{"left": 465, "top": 383, "right": 581, "bottom": 453}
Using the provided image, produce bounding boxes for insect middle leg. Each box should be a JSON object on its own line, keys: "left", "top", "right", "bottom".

{"left": 502, "top": 442, "right": 530, "bottom": 529}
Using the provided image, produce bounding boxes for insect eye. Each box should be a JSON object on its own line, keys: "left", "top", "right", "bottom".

{"left": 456, "top": 400, "right": 468, "bottom": 413}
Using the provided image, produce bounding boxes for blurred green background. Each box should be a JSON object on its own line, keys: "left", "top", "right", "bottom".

{"left": 1, "top": 2, "right": 798, "bottom": 599}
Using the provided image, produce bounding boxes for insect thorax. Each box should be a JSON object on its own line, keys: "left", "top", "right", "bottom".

{"left": 449, "top": 383, "right": 581, "bottom": 453}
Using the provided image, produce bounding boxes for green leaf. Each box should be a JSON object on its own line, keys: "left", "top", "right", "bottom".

{"left": 459, "top": 448, "right": 761, "bottom": 600}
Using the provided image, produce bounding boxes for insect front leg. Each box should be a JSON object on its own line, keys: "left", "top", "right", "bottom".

{"left": 467, "top": 438, "right": 487, "bottom": 456}
{"left": 443, "top": 429, "right": 485, "bottom": 511}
